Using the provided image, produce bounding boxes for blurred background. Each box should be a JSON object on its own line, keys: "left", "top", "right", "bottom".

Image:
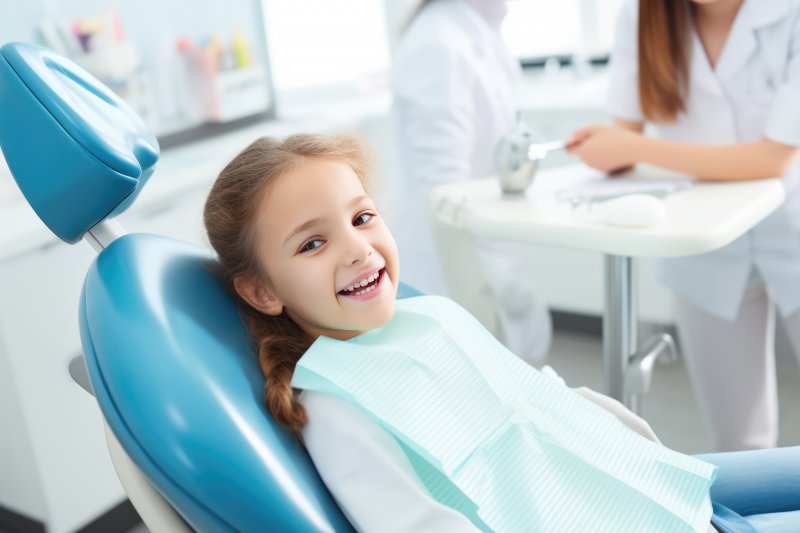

{"left": 0, "top": 1, "right": 797, "bottom": 531}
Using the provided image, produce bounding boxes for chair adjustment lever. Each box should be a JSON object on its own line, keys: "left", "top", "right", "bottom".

{"left": 624, "top": 333, "right": 677, "bottom": 413}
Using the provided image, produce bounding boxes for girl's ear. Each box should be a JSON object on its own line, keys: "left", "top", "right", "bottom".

{"left": 233, "top": 276, "right": 284, "bottom": 316}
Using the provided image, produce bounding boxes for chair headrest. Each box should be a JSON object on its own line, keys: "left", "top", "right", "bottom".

{"left": 0, "top": 42, "right": 158, "bottom": 243}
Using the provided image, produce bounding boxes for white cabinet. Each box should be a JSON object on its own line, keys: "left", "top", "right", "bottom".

{"left": 0, "top": 239, "right": 122, "bottom": 532}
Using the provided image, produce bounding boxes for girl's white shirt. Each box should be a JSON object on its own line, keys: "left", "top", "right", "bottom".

{"left": 609, "top": 0, "right": 800, "bottom": 320}
{"left": 299, "top": 389, "right": 482, "bottom": 533}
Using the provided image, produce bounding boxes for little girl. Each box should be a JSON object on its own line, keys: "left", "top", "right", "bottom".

{"left": 203, "top": 134, "right": 731, "bottom": 532}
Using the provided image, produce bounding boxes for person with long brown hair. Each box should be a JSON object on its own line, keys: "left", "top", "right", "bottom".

{"left": 569, "top": 0, "right": 800, "bottom": 453}
{"left": 200, "top": 132, "right": 765, "bottom": 532}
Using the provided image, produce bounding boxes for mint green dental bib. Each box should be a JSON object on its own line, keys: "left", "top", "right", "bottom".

{"left": 291, "top": 296, "right": 716, "bottom": 532}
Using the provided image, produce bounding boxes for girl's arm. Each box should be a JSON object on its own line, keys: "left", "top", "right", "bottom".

{"left": 572, "top": 386, "right": 661, "bottom": 444}
{"left": 546, "top": 364, "right": 660, "bottom": 443}
{"left": 300, "top": 390, "right": 483, "bottom": 533}
{"left": 569, "top": 123, "right": 800, "bottom": 181}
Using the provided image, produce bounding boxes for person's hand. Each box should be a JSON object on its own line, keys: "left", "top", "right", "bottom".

{"left": 572, "top": 386, "right": 661, "bottom": 443}
{"left": 567, "top": 124, "right": 644, "bottom": 174}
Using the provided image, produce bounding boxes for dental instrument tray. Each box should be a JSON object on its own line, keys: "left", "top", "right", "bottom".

{"left": 556, "top": 179, "right": 692, "bottom": 208}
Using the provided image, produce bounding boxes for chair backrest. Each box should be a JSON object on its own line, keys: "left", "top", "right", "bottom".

{"left": 0, "top": 42, "right": 355, "bottom": 531}
{"left": 80, "top": 233, "right": 355, "bottom": 532}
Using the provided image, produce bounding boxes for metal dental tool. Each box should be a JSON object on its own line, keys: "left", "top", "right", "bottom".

{"left": 495, "top": 122, "right": 569, "bottom": 194}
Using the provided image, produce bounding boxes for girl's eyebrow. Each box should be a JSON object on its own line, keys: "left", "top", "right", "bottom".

{"left": 284, "top": 217, "right": 323, "bottom": 246}
{"left": 283, "top": 194, "right": 369, "bottom": 246}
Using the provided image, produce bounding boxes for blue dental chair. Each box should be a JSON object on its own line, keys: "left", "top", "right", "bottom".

{"left": 1, "top": 42, "right": 798, "bottom": 533}
{"left": 0, "top": 41, "right": 355, "bottom": 532}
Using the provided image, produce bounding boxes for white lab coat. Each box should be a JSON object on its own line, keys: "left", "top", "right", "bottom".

{"left": 608, "top": 0, "right": 800, "bottom": 321}
{"left": 390, "top": 0, "right": 552, "bottom": 362}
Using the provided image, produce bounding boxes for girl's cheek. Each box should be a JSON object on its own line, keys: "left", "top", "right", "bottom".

{"left": 307, "top": 262, "right": 333, "bottom": 293}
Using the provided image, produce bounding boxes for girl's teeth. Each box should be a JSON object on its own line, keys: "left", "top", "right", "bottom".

{"left": 342, "top": 269, "right": 383, "bottom": 295}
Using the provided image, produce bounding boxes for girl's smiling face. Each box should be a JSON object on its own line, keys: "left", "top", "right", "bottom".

{"left": 235, "top": 156, "right": 399, "bottom": 340}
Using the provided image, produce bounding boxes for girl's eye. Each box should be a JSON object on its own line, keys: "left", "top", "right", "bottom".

{"left": 354, "top": 212, "right": 374, "bottom": 226}
{"left": 299, "top": 239, "right": 324, "bottom": 253}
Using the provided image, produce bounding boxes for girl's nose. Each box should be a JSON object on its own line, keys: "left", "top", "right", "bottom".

{"left": 349, "top": 246, "right": 372, "bottom": 265}
{"left": 344, "top": 231, "right": 372, "bottom": 265}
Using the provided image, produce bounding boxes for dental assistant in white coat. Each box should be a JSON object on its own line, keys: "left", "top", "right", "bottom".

{"left": 390, "top": 0, "right": 552, "bottom": 364}
{"left": 570, "top": 0, "right": 800, "bottom": 451}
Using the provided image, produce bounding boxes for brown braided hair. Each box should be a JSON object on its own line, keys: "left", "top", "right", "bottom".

{"left": 203, "top": 134, "right": 370, "bottom": 435}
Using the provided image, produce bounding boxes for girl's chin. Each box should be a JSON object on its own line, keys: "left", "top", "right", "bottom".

{"left": 348, "top": 301, "right": 396, "bottom": 333}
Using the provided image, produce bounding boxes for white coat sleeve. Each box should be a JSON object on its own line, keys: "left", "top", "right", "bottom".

{"left": 607, "top": 0, "right": 644, "bottom": 122}
{"left": 764, "top": 11, "right": 800, "bottom": 146}
{"left": 391, "top": 40, "right": 477, "bottom": 188}
{"left": 299, "top": 390, "right": 482, "bottom": 533}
